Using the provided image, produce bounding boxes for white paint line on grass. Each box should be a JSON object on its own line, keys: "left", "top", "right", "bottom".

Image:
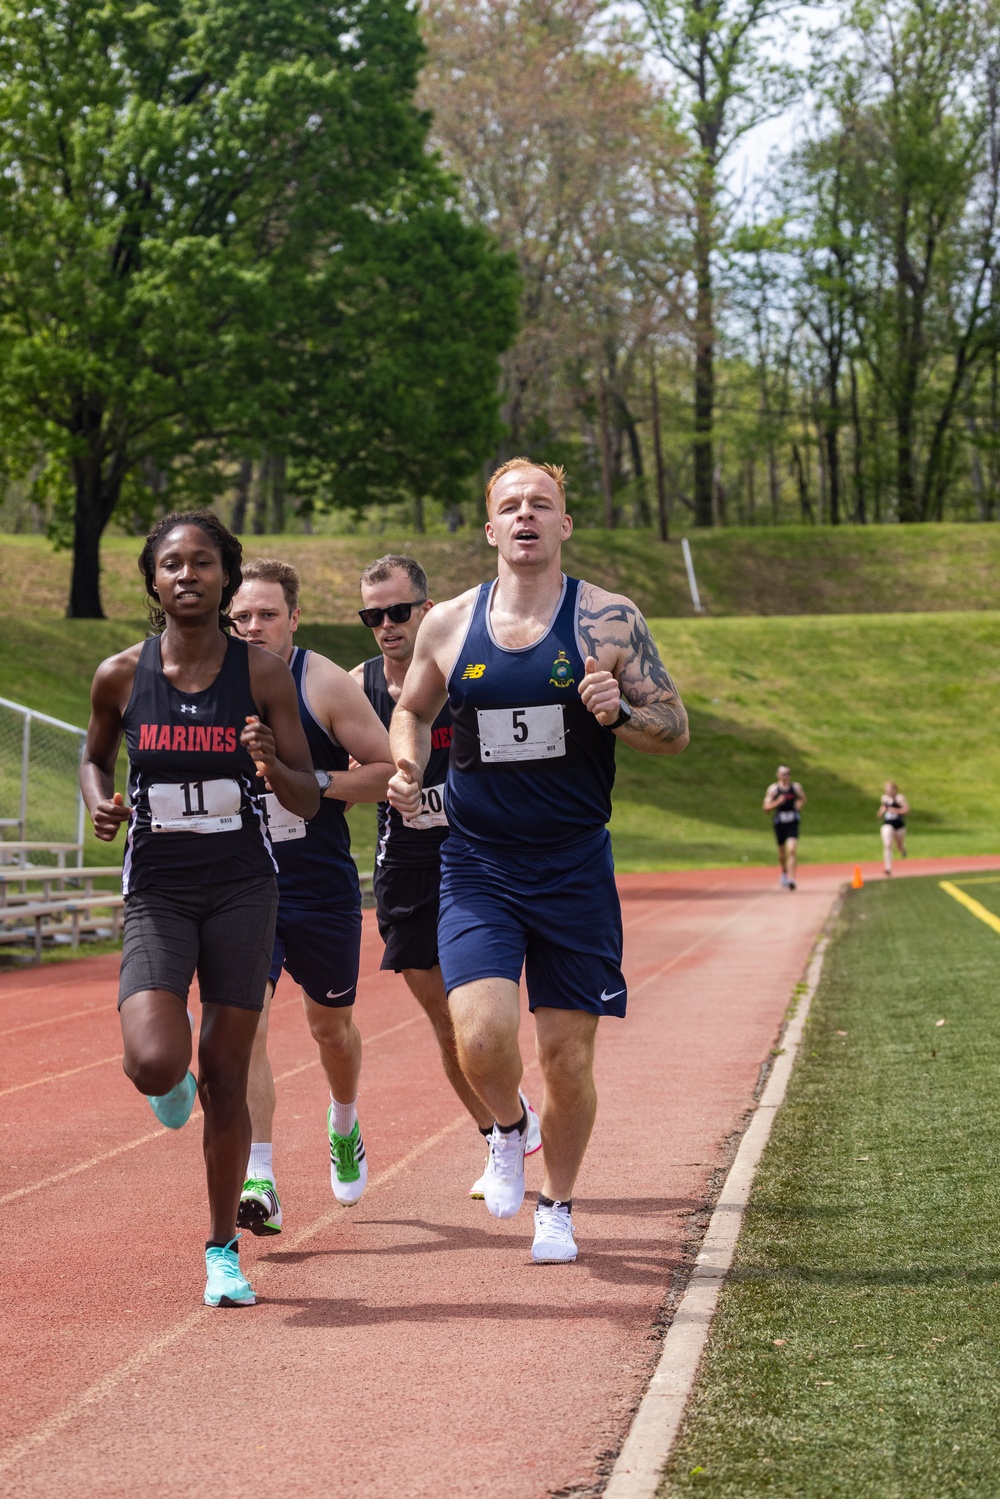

{"left": 603, "top": 900, "right": 840, "bottom": 1499}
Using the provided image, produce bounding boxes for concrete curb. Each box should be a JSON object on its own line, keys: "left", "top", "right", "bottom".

{"left": 603, "top": 900, "right": 840, "bottom": 1499}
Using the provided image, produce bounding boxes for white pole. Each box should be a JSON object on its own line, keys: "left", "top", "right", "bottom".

{"left": 681, "top": 537, "right": 704, "bottom": 614}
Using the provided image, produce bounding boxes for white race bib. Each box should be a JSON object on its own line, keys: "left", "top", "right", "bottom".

{"left": 776, "top": 810, "right": 798, "bottom": 823}
{"left": 402, "top": 781, "right": 449, "bottom": 830}
{"left": 261, "top": 791, "right": 307, "bottom": 843}
{"left": 477, "top": 705, "right": 566, "bottom": 764}
{"left": 149, "top": 778, "right": 242, "bottom": 834}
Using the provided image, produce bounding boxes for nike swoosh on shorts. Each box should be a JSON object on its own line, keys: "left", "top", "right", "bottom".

{"left": 326, "top": 986, "right": 355, "bottom": 1000}
{"left": 600, "top": 988, "right": 626, "bottom": 1003}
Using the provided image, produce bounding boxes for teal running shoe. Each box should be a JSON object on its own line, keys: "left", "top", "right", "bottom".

{"left": 237, "top": 1178, "right": 282, "bottom": 1236}
{"left": 148, "top": 1069, "right": 196, "bottom": 1130}
{"left": 204, "top": 1236, "right": 255, "bottom": 1307}
{"left": 328, "top": 1112, "right": 368, "bottom": 1206}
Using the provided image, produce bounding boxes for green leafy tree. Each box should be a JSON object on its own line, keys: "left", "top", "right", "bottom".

{"left": 0, "top": 0, "right": 511, "bottom": 613}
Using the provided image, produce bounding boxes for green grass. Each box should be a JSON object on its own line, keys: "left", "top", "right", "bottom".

{"left": 3, "top": 611, "right": 999, "bottom": 871}
{"left": 5, "top": 522, "right": 1000, "bottom": 623}
{"left": 658, "top": 872, "right": 1000, "bottom": 1498}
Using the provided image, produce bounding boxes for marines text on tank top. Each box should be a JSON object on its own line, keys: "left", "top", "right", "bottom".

{"left": 122, "top": 634, "right": 276, "bottom": 895}
{"left": 773, "top": 785, "right": 800, "bottom": 825}
{"left": 445, "top": 576, "right": 616, "bottom": 850}
{"left": 255, "top": 647, "right": 359, "bottom": 903}
{"left": 362, "top": 656, "right": 451, "bottom": 868}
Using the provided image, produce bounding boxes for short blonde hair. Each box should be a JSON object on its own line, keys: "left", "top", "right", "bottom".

{"left": 485, "top": 457, "right": 567, "bottom": 510}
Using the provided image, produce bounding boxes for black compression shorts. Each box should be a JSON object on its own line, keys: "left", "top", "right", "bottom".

{"left": 373, "top": 860, "right": 441, "bottom": 972}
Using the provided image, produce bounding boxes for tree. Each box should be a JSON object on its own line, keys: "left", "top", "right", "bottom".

{"left": 638, "top": 0, "right": 799, "bottom": 525}
{"left": 0, "top": 0, "right": 513, "bottom": 613}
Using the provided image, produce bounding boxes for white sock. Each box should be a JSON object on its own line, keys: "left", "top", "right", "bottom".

{"left": 248, "top": 1141, "right": 274, "bottom": 1183}
{"left": 330, "top": 1097, "right": 358, "bottom": 1136}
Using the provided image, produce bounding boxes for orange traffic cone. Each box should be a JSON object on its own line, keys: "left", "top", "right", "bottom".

{"left": 852, "top": 865, "right": 864, "bottom": 889}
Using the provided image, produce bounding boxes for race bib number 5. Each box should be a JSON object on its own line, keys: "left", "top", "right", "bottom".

{"left": 403, "top": 781, "right": 449, "bottom": 830}
{"left": 149, "top": 778, "right": 242, "bottom": 834}
{"left": 477, "top": 705, "right": 566, "bottom": 763}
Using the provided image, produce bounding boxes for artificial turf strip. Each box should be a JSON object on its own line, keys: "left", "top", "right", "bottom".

{"left": 658, "top": 874, "right": 1000, "bottom": 1499}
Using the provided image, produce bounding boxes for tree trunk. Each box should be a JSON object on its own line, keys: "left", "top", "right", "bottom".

{"left": 791, "top": 442, "right": 813, "bottom": 523}
{"left": 413, "top": 491, "right": 425, "bottom": 532}
{"left": 650, "top": 359, "right": 669, "bottom": 542}
{"left": 253, "top": 456, "right": 270, "bottom": 535}
{"left": 849, "top": 361, "right": 866, "bottom": 524}
{"left": 693, "top": 192, "right": 715, "bottom": 527}
{"left": 232, "top": 456, "right": 253, "bottom": 532}
{"left": 597, "top": 378, "right": 615, "bottom": 528}
{"left": 271, "top": 453, "right": 287, "bottom": 533}
{"left": 67, "top": 403, "right": 126, "bottom": 618}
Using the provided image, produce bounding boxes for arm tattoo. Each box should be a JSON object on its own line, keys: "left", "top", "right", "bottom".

{"left": 578, "top": 590, "right": 687, "bottom": 747}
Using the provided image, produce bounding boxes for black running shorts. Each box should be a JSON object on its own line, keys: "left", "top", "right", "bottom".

{"left": 774, "top": 816, "right": 801, "bottom": 846}
{"left": 118, "top": 874, "right": 279, "bottom": 1011}
{"left": 373, "top": 860, "right": 441, "bottom": 973}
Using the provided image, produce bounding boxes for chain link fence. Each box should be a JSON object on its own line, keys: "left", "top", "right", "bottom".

{"left": 0, "top": 697, "right": 86, "bottom": 864}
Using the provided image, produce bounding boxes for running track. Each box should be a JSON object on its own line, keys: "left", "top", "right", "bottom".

{"left": 2, "top": 856, "right": 997, "bottom": 1499}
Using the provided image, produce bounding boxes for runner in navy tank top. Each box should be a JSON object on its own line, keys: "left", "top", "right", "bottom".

{"left": 81, "top": 513, "right": 318, "bottom": 1309}
{"left": 351, "top": 554, "right": 541, "bottom": 1199}
{"left": 877, "top": 779, "right": 909, "bottom": 875}
{"left": 229, "top": 560, "right": 393, "bottom": 1235}
{"left": 387, "top": 459, "right": 688, "bottom": 1264}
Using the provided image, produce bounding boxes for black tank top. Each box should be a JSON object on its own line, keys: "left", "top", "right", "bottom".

{"left": 122, "top": 634, "right": 276, "bottom": 894}
{"left": 257, "top": 648, "right": 359, "bottom": 903}
{"left": 773, "top": 785, "right": 799, "bottom": 824}
{"left": 362, "top": 656, "right": 451, "bottom": 868}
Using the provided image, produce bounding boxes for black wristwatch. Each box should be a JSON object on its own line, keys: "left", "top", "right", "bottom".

{"left": 608, "top": 699, "right": 633, "bottom": 731}
{"left": 315, "top": 769, "right": 332, "bottom": 793}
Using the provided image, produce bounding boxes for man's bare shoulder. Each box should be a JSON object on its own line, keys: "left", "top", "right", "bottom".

{"left": 577, "top": 579, "right": 645, "bottom": 637}
{"left": 348, "top": 660, "right": 367, "bottom": 686}
{"left": 418, "top": 589, "right": 479, "bottom": 652}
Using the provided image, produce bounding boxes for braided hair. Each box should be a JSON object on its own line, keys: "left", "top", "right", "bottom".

{"left": 138, "top": 510, "right": 244, "bottom": 633}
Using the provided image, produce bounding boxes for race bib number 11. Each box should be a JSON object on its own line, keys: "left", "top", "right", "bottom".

{"left": 149, "top": 778, "right": 242, "bottom": 834}
{"left": 477, "top": 705, "right": 566, "bottom": 763}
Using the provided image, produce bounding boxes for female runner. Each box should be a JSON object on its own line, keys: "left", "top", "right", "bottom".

{"left": 878, "top": 781, "right": 909, "bottom": 875}
{"left": 81, "top": 511, "right": 318, "bottom": 1307}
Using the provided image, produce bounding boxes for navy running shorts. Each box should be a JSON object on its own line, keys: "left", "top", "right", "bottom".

{"left": 119, "top": 874, "right": 278, "bottom": 1011}
{"left": 373, "top": 859, "right": 441, "bottom": 972}
{"left": 268, "top": 895, "right": 363, "bottom": 1007}
{"left": 437, "top": 828, "right": 627, "bottom": 1017}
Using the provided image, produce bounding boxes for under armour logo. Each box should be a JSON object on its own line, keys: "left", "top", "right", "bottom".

{"left": 179, "top": 704, "right": 198, "bottom": 714}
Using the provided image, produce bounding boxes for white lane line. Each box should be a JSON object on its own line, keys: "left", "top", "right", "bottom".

{"left": 0, "top": 1096, "right": 491, "bottom": 1478}
{"left": 603, "top": 899, "right": 838, "bottom": 1499}
{"left": 0, "top": 1053, "right": 120, "bottom": 1098}
{"left": 0, "top": 1006, "right": 107, "bottom": 1040}
{"left": 627, "top": 890, "right": 770, "bottom": 999}
{"left": 1, "top": 1014, "right": 424, "bottom": 1207}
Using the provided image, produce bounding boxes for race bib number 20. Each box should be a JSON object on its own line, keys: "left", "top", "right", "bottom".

{"left": 403, "top": 781, "right": 449, "bottom": 830}
{"left": 477, "top": 705, "right": 566, "bottom": 763}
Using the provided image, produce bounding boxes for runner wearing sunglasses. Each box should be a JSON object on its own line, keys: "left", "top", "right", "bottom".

{"left": 351, "top": 555, "right": 541, "bottom": 1195}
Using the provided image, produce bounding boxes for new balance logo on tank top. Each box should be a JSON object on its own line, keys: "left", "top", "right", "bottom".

{"left": 445, "top": 576, "right": 616, "bottom": 850}
{"left": 122, "top": 634, "right": 276, "bottom": 895}
{"left": 362, "top": 656, "right": 452, "bottom": 868}
{"left": 256, "top": 648, "right": 359, "bottom": 902}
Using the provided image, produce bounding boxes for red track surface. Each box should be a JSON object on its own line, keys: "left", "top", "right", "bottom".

{"left": 2, "top": 855, "right": 997, "bottom": 1498}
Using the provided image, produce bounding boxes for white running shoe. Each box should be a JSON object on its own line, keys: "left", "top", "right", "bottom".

{"left": 469, "top": 1151, "right": 489, "bottom": 1200}
{"left": 532, "top": 1201, "right": 578, "bottom": 1263}
{"left": 483, "top": 1119, "right": 527, "bottom": 1218}
{"left": 522, "top": 1091, "right": 542, "bottom": 1156}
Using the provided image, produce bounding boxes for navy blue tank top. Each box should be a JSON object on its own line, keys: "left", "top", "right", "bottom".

{"left": 445, "top": 576, "right": 616, "bottom": 850}
{"left": 362, "top": 656, "right": 452, "bottom": 868}
{"left": 122, "top": 634, "right": 276, "bottom": 894}
{"left": 257, "top": 647, "right": 359, "bottom": 903}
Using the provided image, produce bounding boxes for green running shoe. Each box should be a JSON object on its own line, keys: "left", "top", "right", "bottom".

{"left": 328, "top": 1112, "right": 368, "bottom": 1206}
{"left": 148, "top": 1069, "right": 196, "bottom": 1130}
{"left": 204, "top": 1236, "right": 255, "bottom": 1307}
{"left": 237, "top": 1178, "right": 283, "bottom": 1236}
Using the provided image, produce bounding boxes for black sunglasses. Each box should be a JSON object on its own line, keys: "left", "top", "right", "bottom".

{"left": 358, "top": 600, "right": 426, "bottom": 628}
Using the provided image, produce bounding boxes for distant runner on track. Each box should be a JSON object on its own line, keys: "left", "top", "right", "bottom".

{"left": 229, "top": 559, "right": 393, "bottom": 1236}
{"left": 387, "top": 459, "right": 688, "bottom": 1263}
{"left": 350, "top": 554, "right": 541, "bottom": 1196}
{"left": 763, "top": 765, "right": 806, "bottom": 889}
{"left": 80, "top": 512, "right": 320, "bottom": 1309}
{"left": 878, "top": 780, "right": 909, "bottom": 876}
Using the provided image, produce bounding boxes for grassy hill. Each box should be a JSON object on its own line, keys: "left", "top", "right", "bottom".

{"left": 3, "top": 521, "right": 999, "bottom": 623}
{"left": 3, "top": 608, "right": 997, "bottom": 872}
